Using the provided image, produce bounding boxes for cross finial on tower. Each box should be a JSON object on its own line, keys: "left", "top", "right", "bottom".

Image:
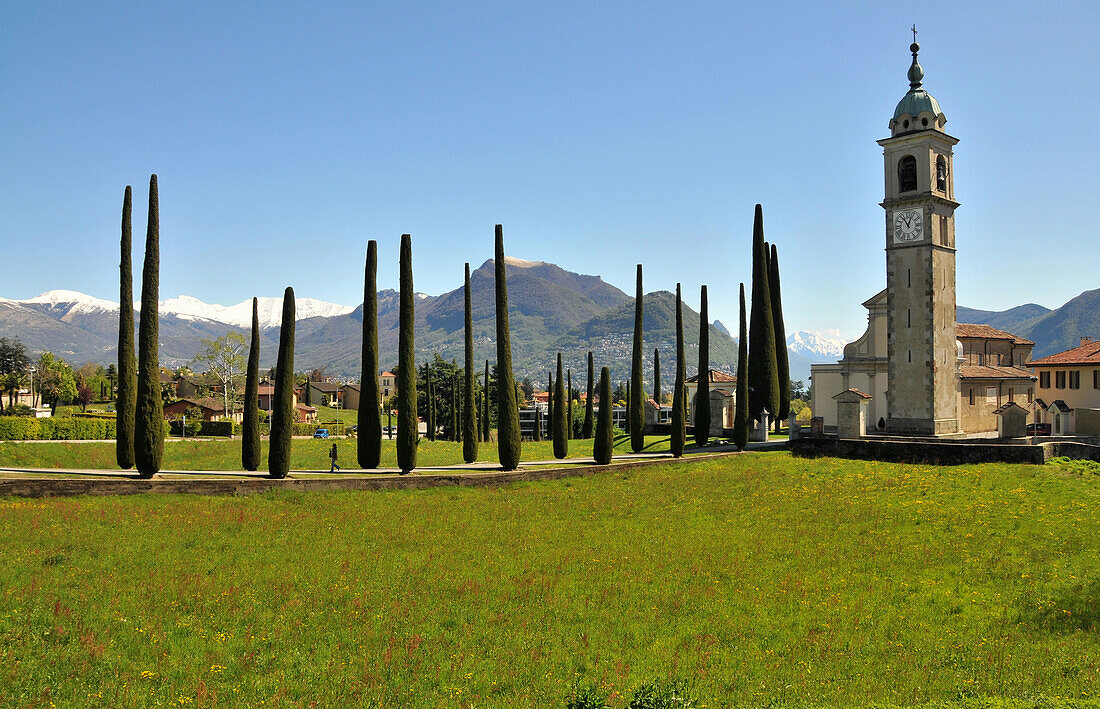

{"left": 911, "top": 24, "right": 917, "bottom": 44}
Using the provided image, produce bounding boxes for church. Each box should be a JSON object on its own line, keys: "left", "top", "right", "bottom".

{"left": 810, "top": 38, "right": 1036, "bottom": 436}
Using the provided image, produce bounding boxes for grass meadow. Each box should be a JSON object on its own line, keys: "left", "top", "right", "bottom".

{"left": 0, "top": 434, "right": 677, "bottom": 473}
{"left": 1, "top": 453, "right": 1099, "bottom": 707}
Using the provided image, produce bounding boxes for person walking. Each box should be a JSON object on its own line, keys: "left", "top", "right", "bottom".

{"left": 329, "top": 443, "right": 341, "bottom": 473}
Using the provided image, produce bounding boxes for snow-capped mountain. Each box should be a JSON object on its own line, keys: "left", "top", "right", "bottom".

{"left": 161, "top": 295, "right": 354, "bottom": 328}
{"left": 1, "top": 291, "right": 354, "bottom": 329}
{"left": 786, "top": 329, "right": 850, "bottom": 362}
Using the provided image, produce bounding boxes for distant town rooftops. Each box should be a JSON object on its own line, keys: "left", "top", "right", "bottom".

{"left": 685, "top": 369, "right": 736, "bottom": 384}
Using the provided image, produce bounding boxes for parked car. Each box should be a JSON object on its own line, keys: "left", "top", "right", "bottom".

{"left": 313, "top": 428, "right": 330, "bottom": 439}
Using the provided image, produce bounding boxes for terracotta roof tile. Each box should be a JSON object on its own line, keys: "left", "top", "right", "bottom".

{"left": 959, "top": 365, "right": 1035, "bottom": 380}
{"left": 956, "top": 323, "right": 1034, "bottom": 345}
{"left": 686, "top": 369, "right": 737, "bottom": 384}
{"left": 1027, "top": 339, "right": 1100, "bottom": 367}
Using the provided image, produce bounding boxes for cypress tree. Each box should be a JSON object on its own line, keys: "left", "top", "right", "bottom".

{"left": 116, "top": 185, "right": 136, "bottom": 470}
{"left": 533, "top": 407, "right": 542, "bottom": 441}
{"left": 734, "top": 283, "right": 750, "bottom": 451}
{"left": 748, "top": 204, "right": 780, "bottom": 425}
{"left": 242, "top": 297, "right": 261, "bottom": 471}
{"left": 396, "top": 234, "right": 418, "bottom": 473}
{"left": 426, "top": 367, "right": 435, "bottom": 442}
{"left": 359, "top": 240, "right": 382, "bottom": 469}
{"left": 582, "top": 351, "right": 594, "bottom": 438}
{"left": 494, "top": 225, "right": 521, "bottom": 470}
{"left": 593, "top": 367, "right": 613, "bottom": 465}
{"left": 670, "top": 283, "right": 686, "bottom": 457}
{"left": 769, "top": 243, "right": 790, "bottom": 431}
{"left": 694, "top": 285, "right": 711, "bottom": 447}
{"left": 552, "top": 353, "right": 567, "bottom": 459}
{"left": 268, "top": 287, "right": 295, "bottom": 478}
{"left": 134, "top": 175, "right": 164, "bottom": 477}
{"left": 463, "top": 263, "right": 478, "bottom": 462}
{"left": 653, "top": 348, "right": 661, "bottom": 407}
{"left": 483, "top": 360, "right": 490, "bottom": 442}
{"left": 629, "top": 264, "right": 644, "bottom": 452}
{"left": 625, "top": 381, "right": 631, "bottom": 428}
{"left": 567, "top": 370, "right": 573, "bottom": 440}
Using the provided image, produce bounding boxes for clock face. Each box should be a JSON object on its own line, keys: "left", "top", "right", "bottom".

{"left": 893, "top": 209, "right": 923, "bottom": 243}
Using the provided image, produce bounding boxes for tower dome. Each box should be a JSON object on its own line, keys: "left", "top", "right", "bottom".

{"left": 890, "top": 42, "right": 946, "bottom": 135}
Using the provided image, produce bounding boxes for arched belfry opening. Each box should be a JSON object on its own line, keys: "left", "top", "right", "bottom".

{"left": 898, "top": 155, "right": 917, "bottom": 192}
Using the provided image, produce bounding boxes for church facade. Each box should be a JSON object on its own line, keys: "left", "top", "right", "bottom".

{"left": 810, "top": 40, "right": 1036, "bottom": 436}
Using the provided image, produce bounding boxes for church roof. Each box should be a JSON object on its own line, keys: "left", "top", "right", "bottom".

{"left": 891, "top": 42, "right": 946, "bottom": 129}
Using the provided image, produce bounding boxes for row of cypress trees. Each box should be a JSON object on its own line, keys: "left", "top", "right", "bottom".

{"left": 116, "top": 177, "right": 165, "bottom": 478}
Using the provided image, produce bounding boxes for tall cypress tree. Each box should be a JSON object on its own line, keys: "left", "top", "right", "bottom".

{"left": 242, "top": 297, "right": 261, "bottom": 471}
{"left": 396, "top": 234, "right": 418, "bottom": 473}
{"left": 533, "top": 407, "right": 543, "bottom": 441}
{"left": 629, "top": 264, "right": 644, "bottom": 452}
{"left": 653, "top": 348, "right": 661, "bottom": 407}
{"left": 582, "top": 351, "right": 594, "bottom": 438}
{"left": 625, "top": 381, "right": 630, "bottom": 429}
{"left": 552, "top": 353, "right": 567, "bottom": 459}
{"left": 483, "top": 360, "right": 490, "bottom": 442}
{"left": 134, "top": 175, "right": 164, "bottom": 477}
{"left": 670, "top": 283, "right": 686, "bottom": 457}
{"left": 769, "top": 243, "right": 790, "bottom": 431}
{"left": 694, "top": 285, "right": 711, "bottom": 447}
{"left": 593, "top": 367, "right": 613, "bottom": 465}
{"left": 116, "top": 185, "right": 136, "bottom": 470}
{"left": 734, "top": 283, "right": 750, "bottom": 451}
{"left": 359, "top": 240, "right": 381, "bottom": 469}
{"left": 268, "top": 287, "right": 296, "bottom": 478}
{"left": 494, "top": 225, "right": 521, "bottom": 470}
{"left": 463, "top": 263, "right": 478, "bottom": 462}
{"left": 748, "top": 204, "right": 780, "bottom": 424}
{"left": 567, "top": 370, "right": 573, "bottom": 440}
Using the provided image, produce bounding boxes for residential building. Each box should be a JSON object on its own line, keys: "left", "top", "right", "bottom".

{"left": 1029, "top": 337, "right": 1100, "bottom": 436}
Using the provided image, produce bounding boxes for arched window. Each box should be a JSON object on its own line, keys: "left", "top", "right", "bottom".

{"left": 898, "top": 155, "right": 917, "bottom": 192}
{"left": 936, "top": 155, "right": 948, "bottom": 191}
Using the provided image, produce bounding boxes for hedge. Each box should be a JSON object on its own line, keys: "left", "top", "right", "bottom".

{"left": 168, "top": 420, "right": 233, "bottom": 437}
{"left": 0, "top": 417, "right": 118, "bottom": 441}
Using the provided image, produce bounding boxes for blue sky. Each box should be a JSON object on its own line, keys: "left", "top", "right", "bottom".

{"left": 2, "top": 1, "right": 1097, "bottom": 337}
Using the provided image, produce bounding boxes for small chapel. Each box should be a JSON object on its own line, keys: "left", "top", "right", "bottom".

{"left": 810, "top": 37, "right": 1036, "bottom": 436}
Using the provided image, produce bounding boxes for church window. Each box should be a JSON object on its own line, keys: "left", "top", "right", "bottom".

{"left": 1008, "top": 388, "right": 1014, "bottom": 402}
{"left": 908, "top": 350, "right": 912, "bottom": 363}
{"left": 907, "top": 309, "right": 911, "bottom": 327}
{"left": 1040, "top": 371, "right": 1050, "bottom": 388}
{"left": 968, "top": 389, "right": 974, "bottom": 406}
{"left": 1069, "top": 371, "right": 1080, "bottom": 389}
{"left": 898, "top": 155, "right": 918, "bottom": 192}
{"left": 1056, "top": 371, "right": 1066, "bottom": 389}
{"left": 922, "top": 117, "right": 929, "bottom": 127}
{"left": 936, "top": 155, "right": 948, "bottom": 191}
{"left": 903, "top": 119, "right": 910, "bottom": 130}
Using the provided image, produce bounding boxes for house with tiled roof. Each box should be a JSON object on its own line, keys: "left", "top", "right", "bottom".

{"left": 1028, "top": 337, "right": 1100, "bottom": 435}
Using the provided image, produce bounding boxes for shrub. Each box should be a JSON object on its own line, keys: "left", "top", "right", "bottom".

{"left": 565, "top": 682, "right": 608, "bottom": 709}
{"left": 626, "top": 679, "right": 697, "bottom": 708}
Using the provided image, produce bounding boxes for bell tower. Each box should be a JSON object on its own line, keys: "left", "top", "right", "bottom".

{"left": 878, "top": 37, "right": 960, "bottom": 436}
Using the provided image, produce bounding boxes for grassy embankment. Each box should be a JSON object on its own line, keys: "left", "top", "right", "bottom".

{"left": 1, "top": 453, "right": 1099, "bottom": 707}
{"left": 0, "top": 435, "right": 680, "bottom": 472}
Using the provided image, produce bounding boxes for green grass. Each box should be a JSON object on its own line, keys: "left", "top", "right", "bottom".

{"left": 1, "top": 453, "right": 1099, "bottom": 707}
{"left": 0, "top": 434, "right": 683, "bottom": 472}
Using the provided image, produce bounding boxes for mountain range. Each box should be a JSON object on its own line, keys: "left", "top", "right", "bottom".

{"left": 3, "top": 263, "right": 1094, "bottom": 384}
{"left": 0, "top": 259, "right": 736, "bottom": 384}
